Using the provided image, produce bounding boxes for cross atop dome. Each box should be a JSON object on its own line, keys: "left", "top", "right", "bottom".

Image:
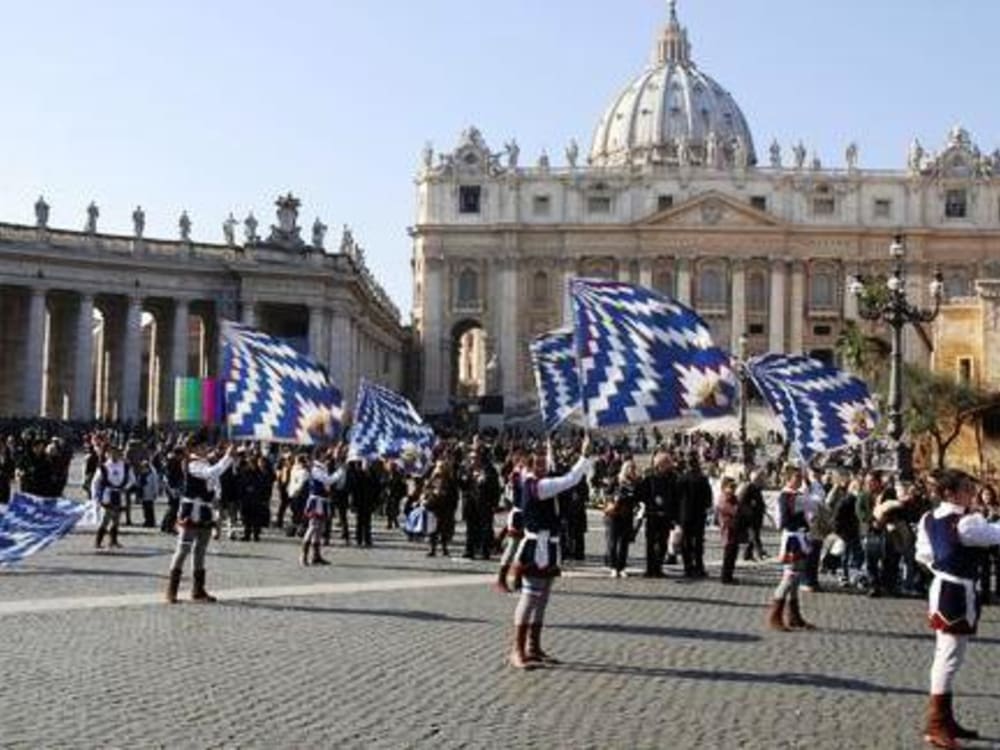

{"left": 657, "top": 0, "right": 692, "bottom": 65}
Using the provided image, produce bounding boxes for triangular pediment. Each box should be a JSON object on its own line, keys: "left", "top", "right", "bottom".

{"left": 639, "top": 190, "right": 783, "bottom": 228}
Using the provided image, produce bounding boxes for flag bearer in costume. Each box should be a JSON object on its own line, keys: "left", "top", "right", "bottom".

{"left": 507, "top": 436, "right": 591, "bottom": 670}
{"left": 767, "top": 464, "right": 817, "bottom": 631}
{"left": 301, "top": 453, "right": 346, "bottom": 566}
{"left": 92, "top": 446, "right": 134, "bottom": 550}
{"left": 165, "top": 439, "right": 234, "bottom": 604}
{"left": 915, "top": 468, "right": 1000, "bottom": 748}
{"left": 494, "top": 447, "right": 527, "bottom": 593}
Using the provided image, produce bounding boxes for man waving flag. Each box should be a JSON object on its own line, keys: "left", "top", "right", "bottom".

{"left": 221, "top": 320, "right": 343, "bottom": 445}
{"left": 570, "top": 278, "right": 735, "bottom": 428}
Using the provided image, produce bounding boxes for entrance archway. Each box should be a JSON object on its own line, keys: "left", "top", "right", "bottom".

{"left": 450, "top": 319, "right": 489, "bottom": 402}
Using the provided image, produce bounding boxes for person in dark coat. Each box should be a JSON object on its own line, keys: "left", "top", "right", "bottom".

{"left": 716, "top": 477, "right": 741, "bottom": 584}
{"left": 636, "top": 450, "right": 678, "bottom": 577}
{"left": 348, "top": 459, "right": 380, "bottom": 548}
{"left": 462, "top": 448, "right": 501, "bottom": 560}
{"left": 384, "top": 462, "right": 407, "bottom": 530}
{"left": 678, "top": 455, "right": 712, "bottom": 578}
{"left": 606, "top": 459, "right": 639, "bottom": 578}
{"left": 0, "top": 436, "right": 16, "bottom": 504}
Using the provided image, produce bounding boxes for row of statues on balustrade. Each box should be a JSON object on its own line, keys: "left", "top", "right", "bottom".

{"left": 27, "top": 197, "right": 364, "bottom": 252}
{"left": 423, "top": 127, "right": 1000, "bottom": 177}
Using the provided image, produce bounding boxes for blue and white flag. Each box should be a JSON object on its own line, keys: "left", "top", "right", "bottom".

{"left": 349, "top": 380, "right": 436, "bottom": 474}
{"left": 570, "top": 278, "right": 736, "bottom": 428}
{"left": 221, "top": 320, "right": 344, "bottom": 445}
{"left": 530, "top": 327, "right": 582, "bottom": 432}
{"left": 747, "top": 353, "right": 879, "bottom": 461}
{"left": 0, "top": 493, "right": 87, "bottom": 566}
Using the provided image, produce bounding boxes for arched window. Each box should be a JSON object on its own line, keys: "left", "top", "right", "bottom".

{"left": 697, "top": 266, "right": 726, "bottom": 308}
{"left": 809, "top": 268, "right": 837, "bottom": 310}
{"left": 747, "top": 271, "right": 767, "bottom": 312}
{"left": 532, "top": 271, "right": 549, "bottom": 306}
{"left": 653, "top": 270, "right": 674, "bottom": 297}
{"left": 457, "top": 268, "right": 479, "bottom": 307}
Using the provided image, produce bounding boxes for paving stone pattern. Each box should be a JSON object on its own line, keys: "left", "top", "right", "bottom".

{"left": 1, "top": 516, "right": 999, "bottom": 749}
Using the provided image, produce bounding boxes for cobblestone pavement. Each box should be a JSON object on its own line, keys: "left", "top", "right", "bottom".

{"left": 2, "top": 512, "right": 1000, "bottom": 749}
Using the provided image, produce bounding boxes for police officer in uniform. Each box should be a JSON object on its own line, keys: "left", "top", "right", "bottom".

{"left": 165, "top": 440, "right": 234, "bottom": 604}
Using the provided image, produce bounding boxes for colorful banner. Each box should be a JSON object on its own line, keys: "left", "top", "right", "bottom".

{"left": 0, "top": 493, "right": 87, "bottom": 566}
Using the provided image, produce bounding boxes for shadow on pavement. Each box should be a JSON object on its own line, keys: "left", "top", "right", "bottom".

{"left": 552, "top": 622, "right": 761, "bottom": 643}
{"left": 228, "top": 599, "right": 489, "bottom": 625}
{"left": 560, "top": 662, "right": 928, "bottom": 695}
{"left": 558, "top": 589, "right": 762, "bottom": 609}
{"left": 5, "top": 565, "right": 163, "bottom": 580}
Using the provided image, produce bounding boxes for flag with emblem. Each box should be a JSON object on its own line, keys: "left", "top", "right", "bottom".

{"left": 221, "top": 320, "right": 343, "bottom": 445}
{"left": 570, "top": 278, "right": 735, "bottom": 428}
{"left": 747, "top": 353, "right": 879, "bottom": 461}
{"left": 349, "top": 379, "right": 436, "bottom": 474}
{"left": 530, "top": 327, "right": 582, "bottom": 432}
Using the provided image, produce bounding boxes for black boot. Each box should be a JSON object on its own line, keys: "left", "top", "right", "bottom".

{"left": 109, "top": 527, "right": 122, "bottom": 549}
{"left": 95, "top": 528, "right": 106, "bottom": 550}
{"left": 165, "top": 569, "right": 181, "bottom": 604}
{"left": 191, "top": 570, "right": 217, "bottom": 603}
{"left": 311, "top": 545, "right": 330, "bottom": 566}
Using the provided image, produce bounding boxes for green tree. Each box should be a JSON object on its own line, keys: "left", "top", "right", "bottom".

{"left": 835, "top": 320, "right": 890, "bottom": 388}
{"left": 902, "top": 365, "right": 989, "bottom": 469}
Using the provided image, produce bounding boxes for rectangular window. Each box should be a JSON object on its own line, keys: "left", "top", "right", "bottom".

{"left": 812, "top": 197, "right": 836, "bottom": 216}
{"left": 658, "top": 194, "right": 674, "bottom": 211}
{"left": 812, "top": 324, "right": 833, "bottom": 336}
{"left": 958, "top": 357, "right": 973, "bottom": 384}
{"left": 748, "top": 323, "right": 765, "bottom": 335}
{"left": 587, "top": 196, "right": 612, "bottom": 214}
{"left": 532, "top": 195, "right": 551, "bottom": 216}
{"left": 945, "top": 189, "right": 967, "bottom": 219}
{"left": 459, "top": 185, "right": 481, "bottom": 214}
{"left": 874, "top": 199, "right": 892, "bottom": 218}
{"left": 750, "top": 196, "right": 767, "bottom": 212}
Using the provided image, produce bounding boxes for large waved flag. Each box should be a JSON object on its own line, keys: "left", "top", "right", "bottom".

{"left": 530, "top": 327, "right": 582, "bottom": 432}
{"left": 570, "top": 278, "right": 736, "bottom": 428}
{"left": 221, "top": 320, "right": 343, "bottom": 445}
{"left": 747, "top": 353, "right": 879, "bottom": 461}
{"left": 349, "top": 379, "right": 436, "bottom": 474}
{"left": 0, "top": 493, "right": 87, "bottom": 566}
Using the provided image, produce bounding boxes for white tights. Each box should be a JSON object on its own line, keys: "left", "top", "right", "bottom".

{"left": 930, "top": 631, "right": 968, "bottom": 695}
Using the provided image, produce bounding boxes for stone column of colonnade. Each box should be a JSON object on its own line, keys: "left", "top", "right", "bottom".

{"left": 676, "top": 259, "right": 692, "bottom": 306}
{"left": 120, "top": 296, "right": 143, "bottom": 423}
{"left": 327, "top": 308, "right": 352, "bottom": 404}
{"left": 71, "top": 293, "right": 96, "bottom": 421}
{"left": 308, "top": 306, "right": 329, "bottom": 367}
{"left": 23, "top": 288, "right": 47, "bottom": 416}
{"left": 41, "top": 293, "right": 77, "bottom": 419}
{"left": 168, "top": 298, "right": 190, "bottom": 423}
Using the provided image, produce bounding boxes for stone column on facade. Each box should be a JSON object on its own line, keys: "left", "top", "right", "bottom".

{"left": 72, "top": 292, "right": 95, "bottom": 421}
{"left": 769, "top": 259, "right": 787, "bottom": 352}
{"left": 169, "top": 298, "right": 189, "bottom": 421}
{"left": 789, "top": 260, "right": 806, "bottom": 354}
{"left": 23, "top": 288, "right": 47, "bottom": 417}
{"left": 676, "top": 259, "right": 692, "bottom": 306}
{"left": 561, "top": 263, "right": 576, "bottom": 327}
{"left": 240, "top": 299, "right": 257, "bottom": 329}
{"left": 121, "top": 295, "right": 143, "bottom": 423}
{"left": 616, "top": 261, "right": 631, "bottom": 283}
{"left": 639, "top": 259, "right": 653, "bottom": 290}
{"left": 421, "top": 258, "right": 445, "bottom": 413}
{"left": 499, "top": 258, "right": 520, "bottom": 409}
{"left": 308, "top": 306, "right": 327, "bottom": 364}
{"left": 730, "top": 260, "right": 747, "bottom": 352}
{"left": 328, "top": 309, "right": 352, "bottom": 400}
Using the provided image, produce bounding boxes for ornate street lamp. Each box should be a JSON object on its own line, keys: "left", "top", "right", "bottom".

{"left": 849, "top": 235, "right": 944, "bottom": 479}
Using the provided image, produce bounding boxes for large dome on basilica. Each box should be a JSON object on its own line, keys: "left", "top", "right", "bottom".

{"left": 590, "top": 2, "right": 756, "bottom": 169}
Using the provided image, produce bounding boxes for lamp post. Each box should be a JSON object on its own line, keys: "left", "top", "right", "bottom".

{"left": 849, "top": 235, "right": 944, "bottom": 480}
{"left": 735, "top": 332, "right": 750, "bottom": 473}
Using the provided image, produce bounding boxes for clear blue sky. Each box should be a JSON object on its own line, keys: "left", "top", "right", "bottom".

{"left": 2, "top": 1, "right": 998, "bottom": 318}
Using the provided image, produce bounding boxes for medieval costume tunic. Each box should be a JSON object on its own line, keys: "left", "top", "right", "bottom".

{"left": 916, "top": 497, "right": 1000, "bottom": 747}
{"left": 301, "top": 461, "right": 345, "bottom": 565}
{"left": 92, "top": 458, "right": 134, "bottom": 549}
{"left": 165, "top": 451, "right": 234, "bottom": 604}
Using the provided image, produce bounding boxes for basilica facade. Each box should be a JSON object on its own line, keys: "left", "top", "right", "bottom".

{"left": 0, "top": 194, "right": 406, "bottom": 424}
{"left": 411, "top": 3, "right": 1000, "bottom": 419}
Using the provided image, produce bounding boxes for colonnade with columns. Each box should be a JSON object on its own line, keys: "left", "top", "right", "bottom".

{"left": 1, "top": 284, "right": 404, "bottom": 424}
